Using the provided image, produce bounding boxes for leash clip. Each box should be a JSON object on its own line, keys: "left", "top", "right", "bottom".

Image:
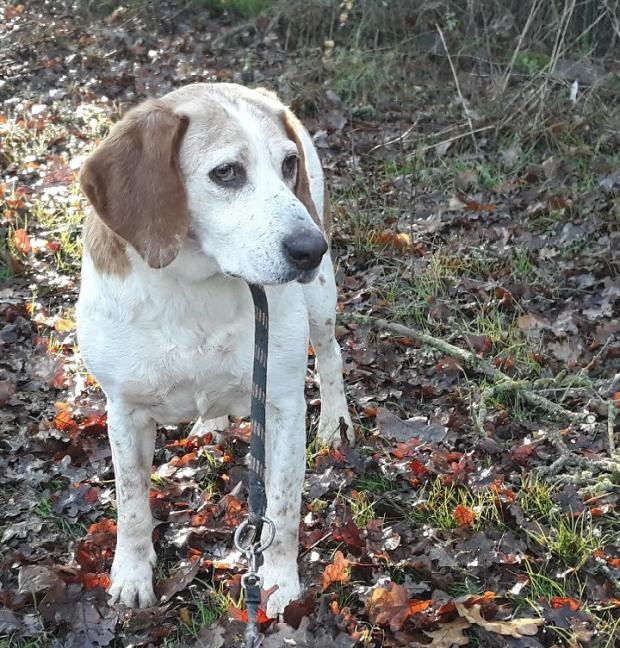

{"left": 234, "top": 515, "right": 276, "bottom": 559}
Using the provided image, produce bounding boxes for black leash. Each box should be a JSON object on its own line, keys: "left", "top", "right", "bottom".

{"left": 233, "top": 284, "right": 275, "bottom": 648}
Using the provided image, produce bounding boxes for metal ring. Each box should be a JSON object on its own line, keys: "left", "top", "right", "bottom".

{"left": 233, "top": 516, "right": 276, "bottom": 554}
{"left": 241, "top": 572, "right": 263, "bottom": 588}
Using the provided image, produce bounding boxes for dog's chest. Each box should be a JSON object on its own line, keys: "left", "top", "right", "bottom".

{"left": 78, "top": 270, "right": 256, "bottom": 420}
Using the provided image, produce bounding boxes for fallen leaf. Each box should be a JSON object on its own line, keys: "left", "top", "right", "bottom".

{"left": 453, "top": 504, "right": 476, "bottom": 528}
{"left": 13, "top": 228, "right": 30, "bottom": 253}
{"left": 156, "top": 557, "right": 201, "bottom": 603}
{"left": 423, "top": 617, "right": 471, "bottom": 646}
{"left": 377, "top": 408, "right": 447, "bottom": 443}
{"left": 54, "top": 318, "right": 74, "bottom": 332}
{"left": 18, "top": 565, "right": 61, "bottom": 594}
{"left": 322, "top": 550, "right": 350, "bottom": 590}
{"left": 367, "top": 582, "right": 432, "bottom": 631}
{"left": 369, "top": 230, "right": 412, "bottom": 250}
{"left": 551, "top": 597, "right": 580, "bottom": 611}
{"left": 455, "top": 601, "right": 543, "bottom": 637}
{"left": 228, "top": 584, "right": 278, "bottom": 624}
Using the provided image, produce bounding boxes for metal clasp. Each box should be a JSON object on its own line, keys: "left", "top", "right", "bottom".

{"left": 234, "top": 516, "right": 276, "bottom": 558}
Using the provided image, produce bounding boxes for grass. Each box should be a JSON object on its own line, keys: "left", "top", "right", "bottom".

{"left": 178, "top": 588, "right": 231, "bottom": 638}
{"left": 203, "top": 0, "right": 274, "bottom": 17}
{"left": 347, "top": 490, "right": 376, "bottom": 527}
{"left": 411, "top": 478, "right": 505, "bottom": 532}
{"left": 34, "top": 494, "right": 87, "bottom": 538}
{"left": 527, "top": 513, "right": 607, "bottom": 568}
{"left": 0, "top": 638, "right": 46, "bottom": 648}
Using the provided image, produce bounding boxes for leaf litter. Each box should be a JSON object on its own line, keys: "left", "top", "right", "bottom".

{"left": 1, "top": 1, "right": 619, "bottom": 646}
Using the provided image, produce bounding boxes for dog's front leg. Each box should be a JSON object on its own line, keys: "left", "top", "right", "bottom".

{"left": 259, "top": 397, "right": 305, "bottom": 617}
{"left": 106, "top": 402, "right": 157, "bottom": 608}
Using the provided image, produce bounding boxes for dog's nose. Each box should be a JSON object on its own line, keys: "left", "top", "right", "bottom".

{"left": 283, "top": 229, "right": 328, "bottom": 271}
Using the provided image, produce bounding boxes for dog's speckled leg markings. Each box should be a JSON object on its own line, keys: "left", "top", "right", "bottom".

{"left": 259, "top": 396, "right": 306, "bottom": 617}
{"left": 107, "top": 402, "right": 157, "bottom": 607}
{"left": 304, "top": 255, "right": 354, "bottom": 446}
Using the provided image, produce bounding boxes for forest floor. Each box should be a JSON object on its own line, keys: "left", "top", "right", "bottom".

{"left": 0, "top": 2, "right": 619, "bottom": 646}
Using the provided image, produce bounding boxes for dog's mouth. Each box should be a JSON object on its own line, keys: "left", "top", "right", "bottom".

{"left": 295, "top": 268, "right": 319, "bottom": 284}
{"left": 224, "top": 265, "right": 318, "bottom": 286}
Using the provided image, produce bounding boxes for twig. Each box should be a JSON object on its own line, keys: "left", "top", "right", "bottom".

{"left": 607, "top": 400, "right": 617, "bottom": 454}
{"left": 368, "top": 120, "right": 418, "bottom": 154}
{"left": 436, "top": 24, "right": 477, "bottom": 152}
{"left": 417, "top": 125, "right": 495, "bottom": 154}
{"left": 501, "top": 0, "right": 542, "bottom": 94}
{"left": 342, "top": 313, "right": 592, "bottom": 436}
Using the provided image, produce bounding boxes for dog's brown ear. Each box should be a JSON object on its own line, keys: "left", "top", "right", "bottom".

{"left": 80, "top": 100, "right": 189, "bottom": 269}
{"left": 282, "top": 110, "right": 321, "bottom": 228}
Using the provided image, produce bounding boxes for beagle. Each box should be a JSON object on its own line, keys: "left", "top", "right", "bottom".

{"left": 76, "top": 83, "right": 352, "bottom": 616}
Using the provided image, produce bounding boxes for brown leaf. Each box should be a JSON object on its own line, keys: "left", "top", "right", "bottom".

{"left": 423, "top": 617, "right": 471, "bottom": 646}
{"left": 366, "top": 582, "right": 432, "bottom": 631}
{"left": 0, "top": 379, "right": 16, "bottom": 406}
{"left": 18, "top": 565, "right": 61, "bottom": 594}
{"left": 156, "top": 557, "right": 201, "bottom": 603}
{"left": 322, "top": 550, "right": 350, "bottom": 590}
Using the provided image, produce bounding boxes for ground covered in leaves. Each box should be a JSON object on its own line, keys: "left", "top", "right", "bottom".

{"left": 1, "top": 1, "right": 619, "bottom": 646}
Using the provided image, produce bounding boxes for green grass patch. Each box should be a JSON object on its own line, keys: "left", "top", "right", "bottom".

{"left": 411, "top": 477, "right": 505, "bottom": 532}
{"left": 203, "top": 0, "right": 274, "bottom": 17}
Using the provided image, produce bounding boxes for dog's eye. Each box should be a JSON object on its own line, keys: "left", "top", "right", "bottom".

{"left": 210, "top": 163, "right": 240, "bottom": 185}
{"left": 282, "top": 154, "right": 298, "bottom": 180}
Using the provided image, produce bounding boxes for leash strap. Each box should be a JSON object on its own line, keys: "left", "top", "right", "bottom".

{"left": 233, "top": 284, "right": 275, "bottom": 648}
{"left": 248, "top": 283, "right": 268, "bottom": 523}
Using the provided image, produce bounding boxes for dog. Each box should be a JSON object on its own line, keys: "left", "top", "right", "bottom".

{"left": 76, "top": 83, "right": 352, "bottom": 616}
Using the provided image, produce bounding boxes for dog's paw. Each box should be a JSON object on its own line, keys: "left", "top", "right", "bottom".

{"left": 317, "top": 412, "right": 354, "bottom": 447}
{"left": 262, "top": 572, "right": 302, "bottom": 618}
{"left": 109, "top": 556, "right": 156, "bottom": 608}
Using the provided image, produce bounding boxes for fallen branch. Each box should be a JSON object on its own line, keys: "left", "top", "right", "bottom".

{"left": 342, "top": 313, "right": 590, "bottom": 433}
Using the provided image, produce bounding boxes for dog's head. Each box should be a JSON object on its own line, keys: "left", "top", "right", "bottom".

{"left": 79, "top": 84, "right": 328, "bottom": 284}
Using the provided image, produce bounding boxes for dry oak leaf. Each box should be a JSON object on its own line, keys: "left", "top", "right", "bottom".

{"left": 366, "top": 582, "right": 432, "bottom": 632}
{"left": 423, "top": 617, "right": 471, "bottom": 646}
{"left": 322, "top": 550, "right": 351, "bottom": 590}
{"left": 455, "top": 602, "right": 543, "bottom": 638}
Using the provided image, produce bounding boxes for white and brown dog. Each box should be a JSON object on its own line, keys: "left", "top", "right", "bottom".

{"left": 76, "top": 83, "right": 352, "bottom": 615}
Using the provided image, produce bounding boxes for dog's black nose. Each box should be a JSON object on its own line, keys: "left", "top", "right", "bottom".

{"left": 283, "top": 229, "right": 328, "bottom": 271}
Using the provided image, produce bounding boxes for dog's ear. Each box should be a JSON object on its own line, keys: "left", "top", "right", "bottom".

{"left": 80, "top": 100, "right": 189, "bottom": 269}
{"left": 281, "top": 110, "right": 321, "bottom": 227}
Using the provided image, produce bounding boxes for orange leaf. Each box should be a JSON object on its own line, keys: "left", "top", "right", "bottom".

{"left": 613, "top": 392, "right": 620, "bottom": 408}
{"left": 466, "top": 591, "right": 495, "bottom": 607}
{"left": 550, "top": 596, "right": 580, "bottom": 611}
{"left": 13, "top": 228, "right": 30, "bottom": 253}
{"left": 369, "top": 230, "right": 412, "bottom": 250}
{"left": 88, "top": 519, "right": 117, "bottom": 535}
{"left": 362, "top": 405, "right": 378, "bottom": 417}
{"left": 454, "top": 504, "right": 476, "bottom": 527}
{"left": 409, "top": 460, "right": 429, "bottom": 476}
{"left": 463, "top": 199, "right": 496, "bottom": 213}
{"left": 322, "top": 550, "right": 350, "bottom": 590}
{"left": 228, "top": 584, "right": 277, "bottom": 623}
{"left": 54, "top": 409, "right": 78, "bottom": 433}
{"left": 607, "top": 558, "right": 620, "bottom": 568}
{"left": 82, "top": 572, "right": 111, "bottom": 591}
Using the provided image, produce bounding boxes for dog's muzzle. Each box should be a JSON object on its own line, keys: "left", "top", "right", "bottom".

{"left": 282, "top": 229, "right": 328, "bottom": 273}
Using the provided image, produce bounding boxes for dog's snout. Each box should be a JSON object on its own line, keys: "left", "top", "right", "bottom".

{"left": 283, "top": 229, "right": 328, "bottom": 271}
